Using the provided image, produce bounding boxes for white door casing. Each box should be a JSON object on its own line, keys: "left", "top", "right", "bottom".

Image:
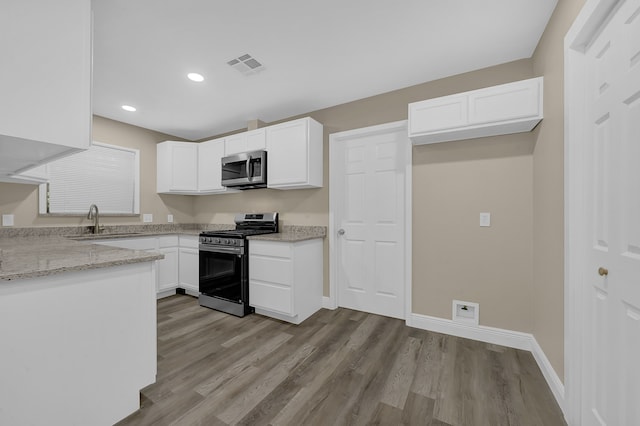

{"left": 329, "top": 121, "right": 412, "bottom": 320}
{"left": 566, "top": 0, "right": 640, "bottom": 424}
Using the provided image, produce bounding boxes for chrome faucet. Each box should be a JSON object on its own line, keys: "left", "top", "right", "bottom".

{"left": 87, "top": 204, "right": 100, "bottom": 234}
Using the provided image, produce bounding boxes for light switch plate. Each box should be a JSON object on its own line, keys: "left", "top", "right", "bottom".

{"left": 480, "top": 212, "right": 491, "bottom": 227}
{"left": 143, "top": 214, "right": 153, "bottom": 223}
{"left": 167, "top": 214, "right": 174, "bottom": 223}
{"left": 2, "top": 214, "right": 14, "bottom": 227}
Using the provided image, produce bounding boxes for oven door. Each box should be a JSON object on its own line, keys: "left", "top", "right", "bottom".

{"left": 221, "top": 150, "right": 267, "bottom": 188}
{"left": 199, "top": 245, "right": 247, "bottom": 303}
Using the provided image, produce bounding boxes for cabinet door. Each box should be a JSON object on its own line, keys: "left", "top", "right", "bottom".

{"left": 467, "top": 78, "right": 542, "bottom": 125}
{"left": 266, "top": 119, "right": 309, "bottom": 187}
{"left": 171, "top": 143, "right": 198, "bottom": 191}
{"left": 157, "top": 141, "right": 198, "bottom": 193}
{"left": 225, "top": 128, "right": 266, "bottom": 155}
{"left": 198, "top": 139, "right": 225, "bottom": 192}
{"left": 0, "top": 0, "right": 91, "bottom": 179}
{"left": 246, "top": 129, "right": 266, "bottom": 152}
{"left": 408, "top": 94, "right": 468, "bottom": 134}
{"left": 179, "top": 247, "right": 200, "bottom": 292}
{"left": 158, "top": 247, "right": 179, "bottom": 292}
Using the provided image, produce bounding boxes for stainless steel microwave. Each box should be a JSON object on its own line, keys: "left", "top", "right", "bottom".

{"left": 221, "top": 150, "right": 267, "bottom": 189}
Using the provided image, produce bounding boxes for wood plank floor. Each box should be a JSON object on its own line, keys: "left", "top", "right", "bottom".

{"left": 116, "top": 295, "right": 566, "bottom": 426}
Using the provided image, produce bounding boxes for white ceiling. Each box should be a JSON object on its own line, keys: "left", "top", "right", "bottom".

{"left": 92, "top": 0, "right": 558, "bottom": 141}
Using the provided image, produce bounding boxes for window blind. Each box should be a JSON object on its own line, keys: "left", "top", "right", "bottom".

{"left": 45, "top": 142, "right": 139, "bottom": 214}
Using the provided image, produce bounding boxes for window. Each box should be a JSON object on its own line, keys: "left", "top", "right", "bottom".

{"left": 39, "top": 142, "right": 140, "bottom": 215}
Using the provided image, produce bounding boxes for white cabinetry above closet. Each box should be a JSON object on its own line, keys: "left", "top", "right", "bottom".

{"left": 409, "top": 77, "right": 543, "bottom": 145}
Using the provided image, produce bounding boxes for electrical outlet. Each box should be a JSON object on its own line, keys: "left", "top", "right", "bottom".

{"left": 2, "top": 214, "right": 14, "bottom": 227}
{"left": 143, "top": 214, "right": 153, "bottom": 223}
{"left": 167, "top": 214, "right": 174, "bottom": 223}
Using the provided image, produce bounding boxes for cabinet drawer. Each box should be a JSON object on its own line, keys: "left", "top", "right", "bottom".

{"left": 249, "top": 281, "right": 293, "bottom": 315}
{"left": 249, "top": 240, "right": 292, "bottom": 258}
{"left": 179, "top": 235, "right": 199, "bottom": 249}
{"left": 249, "top": 256, "right": 292, "bottom": 285}
{"left": 158, "top": 235, "right": 179, "bottom": 248}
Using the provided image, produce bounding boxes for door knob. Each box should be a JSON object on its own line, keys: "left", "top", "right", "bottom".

{"left": 337, "top": 229, "right": 345, "bottom": 236}
{"left": 598, "top": 267, "right": 608, "bottom": 276}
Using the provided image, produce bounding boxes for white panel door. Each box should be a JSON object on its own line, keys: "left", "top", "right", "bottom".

{"left": 583, "top": 1, "right": 640, "bottom": 425}
{"left": 332, "top": 123, "right": 407, "bottom": 319}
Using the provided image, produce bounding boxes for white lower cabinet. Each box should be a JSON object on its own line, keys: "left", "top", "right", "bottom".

{"left": 94, "top": 234, "right": 199, "bottom": 297}
{"left": 157, "top": 236, "right": 179, "bottom": 294}
{"left": 178, "top": 235, "right": 199, "bottom": 294}
{"left": 249, "top": 238, "right": 323, "bottom": 324}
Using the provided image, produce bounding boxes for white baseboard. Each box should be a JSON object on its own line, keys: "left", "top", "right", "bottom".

{"left": 322, "top": 296, "right": 336, "bottom": 310}
{"left": 530, "top": 335, "right": 566, "bottom": 414}
{"left": 409, "top": 313, "right": 565, "bottom": 415}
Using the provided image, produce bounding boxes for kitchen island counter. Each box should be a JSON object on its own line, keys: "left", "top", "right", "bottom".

{"left": 0, "top": 236, "right": 163, "bottom": 282}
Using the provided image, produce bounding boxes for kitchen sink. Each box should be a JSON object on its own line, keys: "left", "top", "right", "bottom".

{"left": 69, "top": 232, "right": 145, "bottom": 240}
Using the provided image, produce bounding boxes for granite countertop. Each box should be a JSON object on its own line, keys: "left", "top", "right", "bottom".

{"left": 248, "top": 226, "right": 326, "bottom": 242}
{"left": 0, "top": 236, "right": 163, "bottom": 282}
{"left": 0, "top": 224, "right": 326, "bottom": 281}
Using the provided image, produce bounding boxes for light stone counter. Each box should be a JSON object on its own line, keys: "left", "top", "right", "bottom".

{"left": 0, "top": 236, "right": 163, "bottom": 281}
{"left": 0, "top": 224, "right": 324, "bottom": 281}
{"left": 248, "top": 226, "right": 326, "bottom": 242}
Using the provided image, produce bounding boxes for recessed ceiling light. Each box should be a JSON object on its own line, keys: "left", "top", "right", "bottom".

{"left": 187, "top": 73, "right": 204, "bottom": 82}
{"left": 121, "top": 105, "right": 137, "bottom": 112}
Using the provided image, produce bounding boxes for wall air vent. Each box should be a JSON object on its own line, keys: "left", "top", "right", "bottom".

{"left": 227, "top": 53, "right": 265, "bottom": 76}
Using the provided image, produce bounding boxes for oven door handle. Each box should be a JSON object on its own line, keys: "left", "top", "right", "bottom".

{"left": 199, "top": 245, "right": 244, "bottom": 255}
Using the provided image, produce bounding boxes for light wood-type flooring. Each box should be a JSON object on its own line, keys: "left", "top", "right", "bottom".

{"left": 117, "top": 295, "right": 566, "bottom": 426}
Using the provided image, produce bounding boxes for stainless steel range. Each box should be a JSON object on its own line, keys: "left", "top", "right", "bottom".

{"left": 198, "top": 212, "right": 278, "bottom": 317}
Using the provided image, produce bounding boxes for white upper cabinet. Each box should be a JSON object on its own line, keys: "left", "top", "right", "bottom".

{"left": 0, "top": 0, "right": 92, "bottom": 182}
{"left": 198, "top": 137, "right": 236, "bottom": 194}
{"left": 157, "top": 142, "right": 199, "bottom": 194}
{"left": 224, "top": 128, "right": 266, "bottom": 155}
{"left": 409, "top": 77, "right": 543, "bottom": 145}
{"left": 157, "top": 117, "right": 323, "bottom": 195}
{"left": 266, "top": 117, "right": 323, "bottom": 189}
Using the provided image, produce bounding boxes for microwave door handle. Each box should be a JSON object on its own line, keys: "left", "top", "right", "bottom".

{"left": 245, "top": 157, "right": 252, "bottom": 181}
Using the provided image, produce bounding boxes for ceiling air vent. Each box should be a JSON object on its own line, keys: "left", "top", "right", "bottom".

{"left": 227, "top": 54, "right": 265, "bottom": 76}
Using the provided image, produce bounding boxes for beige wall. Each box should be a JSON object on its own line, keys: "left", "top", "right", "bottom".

{"left": 0, "top": 116, "right": 194, "bottom": 227}
{"left": 531, "top": 0, "right": 586, "bottom": 382}
{"left": 194, "top": 60, "right": 536, "bottom": 331}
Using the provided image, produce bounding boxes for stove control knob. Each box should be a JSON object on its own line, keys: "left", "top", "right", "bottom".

{"left": 223, "top": 239, "right": 229, "bottom": 245}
